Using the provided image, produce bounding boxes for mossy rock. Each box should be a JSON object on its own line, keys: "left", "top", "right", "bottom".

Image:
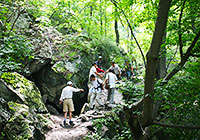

{"left": 4, "top": 102, "right": 53, "bottom": 140}
{"left": 0, "top": 98, "right": 11, "bottom": 133}
{"left": 1, "top": 72, "right": 47, "bottom": 113}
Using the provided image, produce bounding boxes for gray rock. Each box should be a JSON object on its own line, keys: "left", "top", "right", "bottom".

{"left": 23, "top": 57, "right": 51, "bottom": 77}
{"left": 0, "top": 98, "right": 11, "bottom": 132}
{"left": 4, "top": 102, "right": 53, "bottom": 140}
{"left": 46, "top": 105, "right": 59, "bottom": 115}
{"left": 0, "top": 80, "right": 20, "bottom": 102}
{"left": 31, "top": 64, "right": 87, "bottom": 115}
{"left": 1, "top": 72, "right": 48, "bottom": 113}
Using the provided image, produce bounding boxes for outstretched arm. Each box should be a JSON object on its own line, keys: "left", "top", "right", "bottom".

{"left": 95, "top": 72, "right": 103, "bottom": 78}
{"left": 72, "top": 87, "right": 84, "bottom": 92}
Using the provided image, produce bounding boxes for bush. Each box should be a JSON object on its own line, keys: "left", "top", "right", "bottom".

{"left": 0, "top": 32, "right": 33, "bottom": 75}
{"left": 152, "top": 59, "right": 200, "bottom": 139}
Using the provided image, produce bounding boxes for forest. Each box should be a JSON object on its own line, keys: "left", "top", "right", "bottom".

{"left": 0, "top": 0, "right": 200, "bottom": 140}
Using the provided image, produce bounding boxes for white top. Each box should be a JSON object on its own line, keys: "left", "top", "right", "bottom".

{"left": 89, "top": 66, "right": 97, "bottom": 78}
{"left": 91, "top": 78, "right": 102, "bottom": 89}
{"left": 106, "top": 72, "right": 118, "bottom": 88}
{"left": 109, "top": 64, "right": 121, "bottom": 75}
{"left": 60, "top": 86, "right": 80, "bottom": 101}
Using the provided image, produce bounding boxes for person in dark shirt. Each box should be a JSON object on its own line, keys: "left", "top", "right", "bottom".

{"left": 124, "top": 60, "right": 133, "bottom": 80}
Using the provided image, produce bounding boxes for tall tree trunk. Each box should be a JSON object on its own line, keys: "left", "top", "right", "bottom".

{"left": 90, "top": 6, "right": 93, "bottom": 16}
{"left": 142, "top": 0, "right": 172, "bottom": 127}
{"left": 100, "top": 0, "right": 103, "bottom": 35}
{"left": 156, "top": 32, "right": 167, "bottom": 79}
{"left": 114, "top": 19, "right": 119, "bottom": 45}
{"left": 114, "top": 9, "right": 119, "bottom": 45}
{"left": 104, "top": 1, "right": 107, "bottom": 37}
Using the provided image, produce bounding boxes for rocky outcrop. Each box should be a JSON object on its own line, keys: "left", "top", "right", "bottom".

{"left": 0, "top": 72, "right": 53, "bottom": 139}
{"left": 0, "top": 98, "right": 11, "bottom": 136}
{"left": 4, "top": 102, "right": 52, "bottom": 140}
{"left": 1, "top": 72, "right": 47, "bottom": 113}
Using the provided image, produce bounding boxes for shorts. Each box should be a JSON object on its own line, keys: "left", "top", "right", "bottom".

{"left": 63, "top": 99, "right": 74, "bottom": 112}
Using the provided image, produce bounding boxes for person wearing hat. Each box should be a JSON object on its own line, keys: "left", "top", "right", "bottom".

{"left": 96, "top": 56, "right": 103, "bottom": 69}
{"left": 106, "top": 61, "right": 121, "bottom": 79}
{"left": 59, "top": 81, "right": 84, "bottom": 126}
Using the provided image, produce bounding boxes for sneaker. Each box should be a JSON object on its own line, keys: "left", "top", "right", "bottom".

{"left": 63, "top": 120, "right": 66, "bottom": 126}
{"left": 69, "top": 121, "right": 74, "bottom": 125}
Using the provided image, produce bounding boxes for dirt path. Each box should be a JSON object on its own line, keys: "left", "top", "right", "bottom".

{"left": 45, "top": 88, "right": 123, "bottom": 140}
{"left": 45, "top": 115, "right": 92, "bottom": 140}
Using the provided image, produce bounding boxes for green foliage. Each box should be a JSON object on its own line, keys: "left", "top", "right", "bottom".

{"left": 118, "top": 80, "right": 144, "bottom": 104}
{"left": 84, "top": 108, "right": 133, "bottom": 140}
{"left": 0, "top": 31, "right": 33, "bottom": 75}
{"left": 153, "top": 59, "right": 200, "bottom": 139}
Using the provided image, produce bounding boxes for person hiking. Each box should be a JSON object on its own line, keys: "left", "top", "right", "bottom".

{"left": 59, "top": 81, "right": 84, "bottom": 126}
{"left": 124, "top": 60, "right": 133, "bottom": 80}
{"left": 89, "top": 62, "right": 103, "bottom": 79}
{"left": 106, "top": 61, "right": 121, "bottom": 79}
{"left": 88, "top": 74, "right": 104, "bottom": 109}
{"left": 104, "top": 69, "right": 118, "bottom": 104}
{"left": 96, "top": 56, "right": 103, "bottom": 69}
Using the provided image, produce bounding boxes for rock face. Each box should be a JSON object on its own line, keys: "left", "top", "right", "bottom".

{"left": 0, "top": 72, "right": 53, "bottom": 139}
{"left": 4, "top": 102, "right": 53, "bottom": 140}
{"left": 0, "top": 98, "right": 11, "bottom": 135}
{"left": 1, "top": 72, "right": 47, "bottom": 113}
{"left": 31, "top": 64, "right": 68, "bottom": 113}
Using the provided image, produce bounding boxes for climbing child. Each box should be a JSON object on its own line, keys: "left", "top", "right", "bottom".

{"left": 88, "top": 74, "right": 104, "bottom": 109}
{"left": 59, "top": 81, "right": 84, "bottom": 126}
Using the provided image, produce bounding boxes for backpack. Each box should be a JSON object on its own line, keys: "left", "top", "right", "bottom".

{"left": 96, "top": 79, "right": 103, "bottom": 90}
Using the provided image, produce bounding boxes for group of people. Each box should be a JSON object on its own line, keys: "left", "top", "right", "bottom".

{"left": 58, "top": 56, "right": 135, "bottom": 126}
{"left": 88, "top": 56, "right": 120, "bottom": 109}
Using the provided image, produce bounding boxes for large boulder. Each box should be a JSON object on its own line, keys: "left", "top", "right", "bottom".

{"left": 22, "top": 57, "right": 51, "bottom": 77}
{"left": 0, "top": 98, "right": 11, "bottom": 134}
{"left": 31, "top": 64, "right": 67, "bottom": 113}
{"left": 0, "top": 80, "right": 20, "bottom": 102}
{"left": 0, "top": 72, "right": 53, "bottom": 140}
{"left": 4, "top": 102, "right": 53, "bottom": 140}
{"left": 1, "top": 72, "right": 47, "bottom": 113}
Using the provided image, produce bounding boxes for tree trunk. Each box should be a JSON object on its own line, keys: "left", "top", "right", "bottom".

{"left": 114, "top": 19, "right": 119, "bottom": 45}
{"left": 142, "top": 0, "right": 172, "bottom": 127}
{"left": 104, "top": 1, "right": 107, "bottom": 37}
{"left": 90, "top": 6, "right": 93, "bottom": 16}
{"left": 100, "top": 0, "right": 103, "bottom": 35}
{"left": 156, "top": 32, "right": 167, "bottom": 79}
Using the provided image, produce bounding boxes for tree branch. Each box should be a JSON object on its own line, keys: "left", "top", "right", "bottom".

{"left": 164, "top": 30, "right": 200, "bottom": 81}
{"left": 110, "top": 0, "right": 147, "bottom": 67}
{"left": 123, "top": 98, "right": 144, "bottom": 112}
{"left": 153, "top": 121, "right": 200, "bottom": 129}
{"left": 178, "top": 0, "right": 186, "bottom": 59}
{"left": 191, "top": 54, "right": 200, "bottom": 57}
{"left": 166, "top": 44, "right": 178, "bottom": 71}
{"left": 10, "top": 7, "right": 25, "bottom": 31}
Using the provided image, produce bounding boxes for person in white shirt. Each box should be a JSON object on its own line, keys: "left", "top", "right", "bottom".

{"left": 59, "top": 81, "right": 84, "bottom": 126}
{"left": 88, "top": 74, "right": 104, "bottom": 109}
{"left": 106, "top": 61, "right": 121, "bottom": 79}
{"left": 104, "top": 69, "right": 118, "bottom": 104}
{"left": 89, "top": 62, "right": 103, "bottom": 80}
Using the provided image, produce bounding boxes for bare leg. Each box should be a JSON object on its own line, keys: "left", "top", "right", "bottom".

{"left": 63, "top": 112, "right": 68, "bottom": 125}
{"left": 64, "top": 112, "right": 68, "bottom": 119}
{"left": 69, "top": 112, "right": 72, "bottom": 121}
